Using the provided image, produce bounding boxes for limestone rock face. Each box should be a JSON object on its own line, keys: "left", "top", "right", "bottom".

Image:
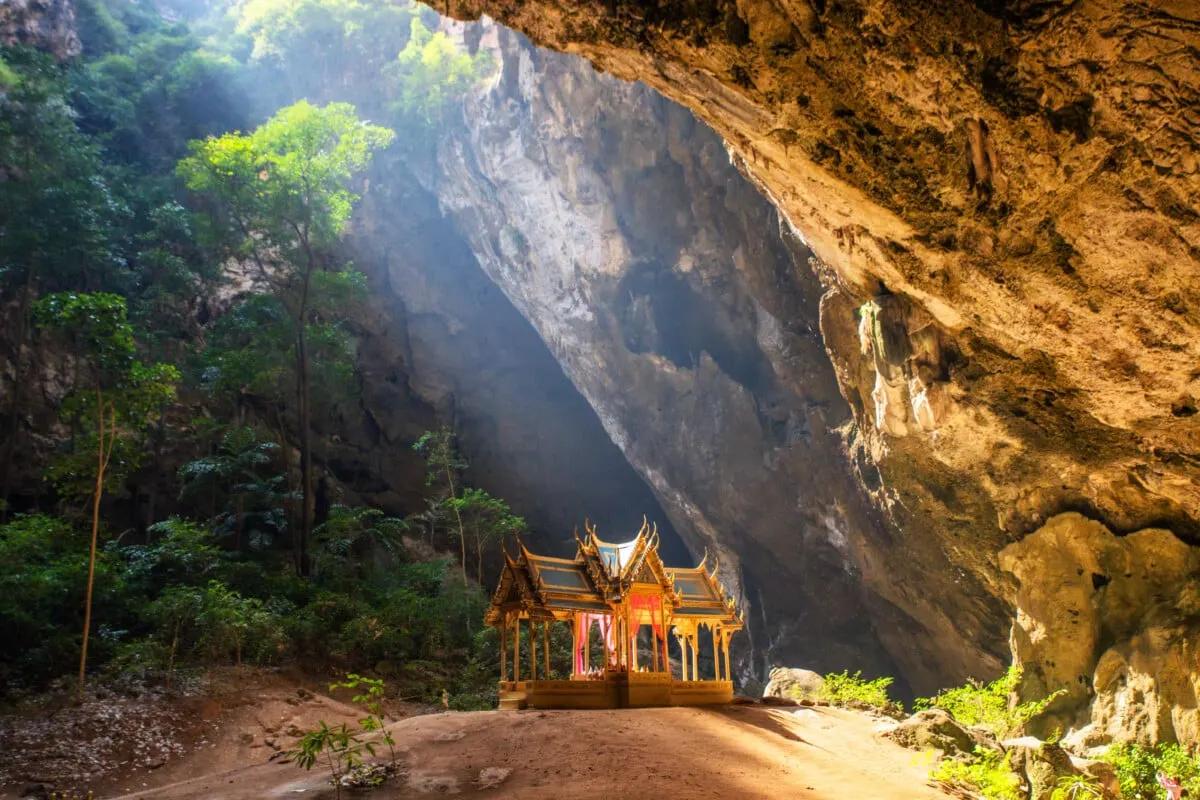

{"left": 763, "top": 667, "right": 825, "bottom": 702}
{"left": 999, "top": 512, "right": 1200, "bottom": 746}
{"left": 0, "top": 0, "right": 79, "bottom": 59}
{"left": 433, "top": 0, "right": 1200, "bottom": 719}
{"left": 427, "top": 26, "right": 1012, "bottom": 690}
{"left": 882, "top": 708, "right": 992, "bottom": 757}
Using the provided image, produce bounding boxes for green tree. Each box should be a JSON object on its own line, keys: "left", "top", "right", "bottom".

{"left": 450, "top": 487, "right": 525, "bottom": 583}
{"left": 413, "top": 427, "right": 470, "bottom": 580}
{"left": 34, "top": 291, "right": 180, "bottom": 693}
{"left": 178, "top": 101, "right": 393, "bottom": 576}
{"left": 312, "top": 505, "right": 406, "bottom": 591}
{"left": 384, "top": 15, "right": 493, "bottom": 126}
{"left": 178, "top": 425, "right": 286, "bottom": 549}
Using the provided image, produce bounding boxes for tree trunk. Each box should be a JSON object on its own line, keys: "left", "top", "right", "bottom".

{"left": 445, "top": 466, "right": 467, "bottom": 582}
{"left": 78, "top": 391, "right": 107, "bottom": 696}
{"left": 294, "top": 243, "right": 316, "bottom": 578}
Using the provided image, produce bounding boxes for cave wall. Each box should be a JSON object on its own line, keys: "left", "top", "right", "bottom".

{"left": 431, "top": 0, "right": 1200, "bottom": 727}
{"left": 423, "top": 25, "right": 1005, "bottom": 691}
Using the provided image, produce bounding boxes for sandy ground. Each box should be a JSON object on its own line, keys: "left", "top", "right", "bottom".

{"left": 112, "top": 703, "right": 952, "bottom": 800}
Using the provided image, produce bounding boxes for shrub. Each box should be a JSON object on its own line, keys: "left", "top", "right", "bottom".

{"left": 1103, "top": 743, "right": 1200, "bottom": 800}
{"left": 917, "top": 665, "right": 1063, "bottom": 737}
{"left": 820, "top": 670, "right": 897, "bottom": 710}
{"left": 0, "top": 514, "right": 128, "bottom": 687}
{"left": 1050, "top": 774, "right": 1103, "bottom": 800}
{"left": 931, "top": 747, "right": 1022, "bottom": 800}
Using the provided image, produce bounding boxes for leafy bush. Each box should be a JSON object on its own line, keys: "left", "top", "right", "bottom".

{"left": 820, "top": 670, "right": 898, "bottom": 710}
{"left": 1049, "top": 774, "right": 1104, "bottom": 800}
{"left": 931, "top": 747, "right": 1022, "bottom": 800}
{"left": 1103, "top": 743, "right": 1200, "bottom": 800}
{"left": 0, "top": 514, "right": 129, "bottom": 688}
{"left": 917, "top": 665, "right": 1063, "bottom": 737}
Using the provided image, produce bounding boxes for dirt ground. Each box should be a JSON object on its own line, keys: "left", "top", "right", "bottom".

{"left": 109, "top": 703, "right": 950, "bottom": 799}
{"left": 0, "top": 669, "right": 437, "bottom": 800}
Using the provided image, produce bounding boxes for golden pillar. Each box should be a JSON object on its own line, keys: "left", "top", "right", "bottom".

{"left": 543, "top": 620, "right": 551, "bottom": 678}
{"left": 712, "top": 625, "right": 720, "bottom": 680}
{"left": 513, "top": 618, "right": 520, "bottom": 682}
{"left": 529, "top": 617, "right": 537, "bottom": 681}
{"left": 500, "top": 619, "right": 507, "bottom": 682}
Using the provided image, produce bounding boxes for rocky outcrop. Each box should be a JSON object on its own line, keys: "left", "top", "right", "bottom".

{"left": 763, "top": 667, "right": 825, "bottom": 702}
{"left": 431, "top": 0, "right": 1200, "bottom": 713}
{"left": 882, "top": 708, "right": 995, "bottom": 756}
{"left": 0, "top": 0, "right": 79, "bottom": 59}
{"left": 1000, "top": 512, "right": 1200, "bottom": 747}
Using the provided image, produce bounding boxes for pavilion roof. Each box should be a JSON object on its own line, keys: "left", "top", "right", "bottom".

{"left": 485, "top": 519, "right": 744, "bottom": 630}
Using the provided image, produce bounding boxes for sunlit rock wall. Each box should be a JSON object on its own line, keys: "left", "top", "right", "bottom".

{"left": 426, "top": 27, "right": 1008, "bottom": 691}
{"left": 433, "top": 0, "right": 1200, "bottom": 732}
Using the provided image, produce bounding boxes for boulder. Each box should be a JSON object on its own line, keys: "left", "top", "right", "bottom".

{"left": 881, "top": 709, "right": 993, "bottom": 757}
{"left": 1005, "top": 738, "right": 1098, "bottom": 800}
{"left": 763, "top": 668, "right": 824, "bottom": 703}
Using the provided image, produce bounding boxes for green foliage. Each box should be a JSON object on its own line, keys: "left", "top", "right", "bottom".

{"left": 329, "top": 672, "right": 396, "bottom": 764}
{"left": 0, "top": 514, "right": 124, "bottom": 686}
{"left": 1103, "top": 743, "right": 1200, "bottom": 800}
{"left": 34, "top": 292, "right": 134, "bottom": 376}
{"left": 384, "top": 15, "right": 493, "bottom": 126}
{"left": 178, "top": 425, "right": 286, "bottom": 545}
{"left": 312, "top": 505, "right": 406, "bottom": 590}
{"left": 916, "top": 665, "right": 1065, "bottom": 738}
{"left": 177, "top": 99, "right": 393, "bottom": 258}
{"left": 195, "top": 579, "right": 287, "bottom": 665}
{"left": 820, "top": 670, "right": 897, "bottom": 710}
{"left": 286, "top": 719, "right": 375, "bottom": 799}
{"left": 931, "top": 747, "right": 1022, "bottom": 800}
{"left": 1049, "top": 774, "right": 1104, "bottom": 800}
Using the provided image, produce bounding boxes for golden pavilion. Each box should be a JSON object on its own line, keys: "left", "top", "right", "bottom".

{"left": 485, "top": 518, "right": 744, "bottom": 709}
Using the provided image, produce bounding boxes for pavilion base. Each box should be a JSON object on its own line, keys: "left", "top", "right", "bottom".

{"left": 498, "top": 676, "right": 733, "bottom": 710}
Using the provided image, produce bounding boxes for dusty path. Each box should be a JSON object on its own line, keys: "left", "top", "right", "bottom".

{"left": 117, "top": 704, "right": 950, "bottom": 800}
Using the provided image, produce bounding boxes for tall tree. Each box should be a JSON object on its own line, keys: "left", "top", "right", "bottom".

{"left": 177, "top": 100, "right": 393, "bottom": 575}
{"left": 34, "top": 291, "right": 179, "bottom": 693}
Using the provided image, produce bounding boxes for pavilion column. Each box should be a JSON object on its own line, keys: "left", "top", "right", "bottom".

{"left": 690, "top": 635, "right": 698, "bottom": 682}
{"left": 677, "top": 634, "right": 688, "bottom": 680}
{"left": 630, "top": 622, "right": 639, "bottom": 671}
{"left": 529, "top": 618, "right": 537, "bottom": 681}
{"left": 651, "top": 625, "right": 659, "bottom": 672}
{"left": 583, "top": 618, "right": 591, "bottom": 671}
{"left": 723, "top": 631, "right": 732, "bottom": 683}
{"left": 659, "top": 608, "right": 669, "bottom": 676}
{"left": 713, "top": 626, "right": 721, "bottom": 680}
{"left": 500, "top": 619, "right": 508, "bottom": 682}
{"left": 543, "top": 620, "right": 551, "bottom": 678}
{"left": 513, "top": 619, "right": 520, "bottom": 683}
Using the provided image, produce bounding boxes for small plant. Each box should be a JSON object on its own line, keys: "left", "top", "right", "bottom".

{"left": 286, "top": 720, "right": 375, "bottom": 800}
{"left": 1050, "top": 774, "right": 1104, "bottom": 800}
{"left": 820, "top": 670, "right": 898, "bottom": 711}
{"left": 931, "top": 746, "right": 1022, "bottom": 800}
{"left": 329, "top": 672, "right": 397, "bottom": 766}
{"left": 916, "top": 665, "right": 1064, "bottom": 737}
{"left": 1103, "top": 743, "right": 1200, "bottom": 800}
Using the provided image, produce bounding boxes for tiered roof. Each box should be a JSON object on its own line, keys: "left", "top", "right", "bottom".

{"left": 485, "top": 518, "right": 743, "bottom": 629}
